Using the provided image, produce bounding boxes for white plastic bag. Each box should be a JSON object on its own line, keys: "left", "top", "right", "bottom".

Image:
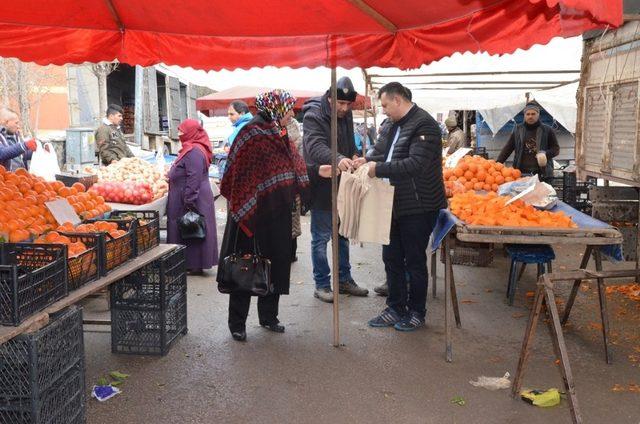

{"left": 469, "top": 372, "right": 511, "bottom": 390}
{"left": 154, "top": 148, "right": 166, "bottom": 174}
{"left": 29, "top": 141, "right": 60, "bottom": 181}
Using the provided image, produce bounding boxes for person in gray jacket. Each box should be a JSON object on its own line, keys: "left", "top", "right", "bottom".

{"left": 302, "top": 76, "right": 369, "bottom": 303}
{"left": 0, "top": 107, "right": 35, "bottom": 171}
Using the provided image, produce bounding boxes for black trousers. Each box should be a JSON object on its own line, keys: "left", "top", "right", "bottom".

{"left": 228, "top": 293, "right": 280, "bottom": 332}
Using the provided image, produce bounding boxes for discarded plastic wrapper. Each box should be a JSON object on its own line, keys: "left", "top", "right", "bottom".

{"left": 92, "top": 385, "right": 121, "bottom": 402}
{"left": 469, "top": 372, "right": 511, "bottom": 390}
{"left": 499, "top": 175, "right": 557, "bottom": 210}
{"left": 520, "top": 388, "right": 561, "bottom": 407}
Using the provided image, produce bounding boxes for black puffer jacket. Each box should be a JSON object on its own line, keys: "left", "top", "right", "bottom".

{"left": 367, "top": 105, "right": 447, "bottom": 216}
{"left": 302, "top": 94, "right": 357, "bottom": 211}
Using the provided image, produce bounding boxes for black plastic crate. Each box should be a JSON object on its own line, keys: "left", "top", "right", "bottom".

{"left": 0, "top": 244, "right": 67, "bottom": 326}
{"left": 440, "top": 241, "right": 494, "bottom": 267}
{"left": 108, "top": 210, "right": 160, "bottom": 255}
{"left": 111, "top": 292, "right": 187, "bottom": 356}
{"left": 111, "top": 245, "right": 186, "bottom": 311}
{"left": 85, "top": 219, "right": 137, "bottom": 276}
{"left": 0, "top": 365, "right": 85, "bottom": 424}
{"left": 57, "top": 233, "right": 102, "bottom": 291}
{"left": 0, "top": 306, "right": 84, "bottom": 410}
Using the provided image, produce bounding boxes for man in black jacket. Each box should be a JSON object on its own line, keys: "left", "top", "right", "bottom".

{"left": 302, "top": 76, "right": 369, "bottom": 303}
{"left": 358, "top": 82, "right": 446, "bottom": 331}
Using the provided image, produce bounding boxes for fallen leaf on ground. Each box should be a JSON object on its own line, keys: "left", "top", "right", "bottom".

{"left": 588, "top": 322, "right": 603, "bottom": 331}
{"left": 451, "top": 396, "right": 466, "bottom": 406}
{"left": 512, "top": 312, "right": 525, "bottom": 319}
{"left": 554, "top": 359, "right": 560, "bottom": 365}
{"left": 485, "top": 289, "right": 493, "bottom": 293}
{"left": 612, "top": 384, "right": 626, "bottom": 392}
{"left": 461, "top": 300, "right": 477, "bottom": 304}
{"left": 525, "top": 291, "right": 535, "bottom": 298}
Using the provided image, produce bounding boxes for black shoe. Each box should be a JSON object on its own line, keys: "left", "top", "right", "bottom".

{"left": 261, "top": 323, "right": 285, "bottom": 333}
{"left": 291, "top": 256, "right": 298, "bottom": 263}
{"left": 231, "top": 330, "right": 246, "bottom": 341}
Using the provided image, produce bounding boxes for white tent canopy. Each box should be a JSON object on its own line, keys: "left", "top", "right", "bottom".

{"left": 367, "top": 36, "right": 582, "bottom": 133}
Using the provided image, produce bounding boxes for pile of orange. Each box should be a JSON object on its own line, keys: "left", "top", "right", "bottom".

{"left": 33, "top": 231, "right": 88, "bottom": 257}
{"left": 0, "top": 165, "right": 111, "bottom": 243}
{"left": 443, "top": 155, "right": 522, "bottom": 197}
{"left": 450, "top": 191, "right": 577, "bottom": 228}
{"left": 56, "top": 221, "right": 127, "bottom": 239}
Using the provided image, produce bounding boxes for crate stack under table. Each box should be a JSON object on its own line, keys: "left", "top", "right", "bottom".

{"left": 110, "top": 245, "right": 187, "bottom": 356}
{"left": 0, "top": 306, "right": 85, "bottom": 424}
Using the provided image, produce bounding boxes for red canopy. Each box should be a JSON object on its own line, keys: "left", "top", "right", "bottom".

{"left": 0, "top": 1, "right": 621, "bottom": 70}
{"left": 196, "top": 86, "right": 371, "bottom": 117}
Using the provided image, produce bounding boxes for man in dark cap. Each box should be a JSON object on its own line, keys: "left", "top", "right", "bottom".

{"left": 302, "top": 76, "right": 369, "bottom": 303}
{"left": 496, "top": 102, "right": 559, "bottom": 177}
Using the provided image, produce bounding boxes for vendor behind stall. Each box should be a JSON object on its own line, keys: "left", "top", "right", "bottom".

{"left": 96, "top": 104, "right": 134, "bottom": 165}
{"left": 496, "top": 102, "right": 559, "bottom": 177}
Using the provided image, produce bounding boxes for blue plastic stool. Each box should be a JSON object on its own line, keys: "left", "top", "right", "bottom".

{"left": 505, "top": 244, "right": 555, "bottom": 306}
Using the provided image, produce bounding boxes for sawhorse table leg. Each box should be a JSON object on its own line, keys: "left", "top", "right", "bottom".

{"left": 512, "top": 275, "right": 583, "bottom": 424}
{"left": 561, "top": 245, "right": 612, "bottom": 364}
{"left": 444, "top": 234, "right": 462, "bottom": 362}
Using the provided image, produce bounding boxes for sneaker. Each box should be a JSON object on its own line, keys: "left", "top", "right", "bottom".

{"left": 373, "top": 282, "right": 388, "bottom": 296}
{"left": 368, "top": 307, "right": 403, "bottom": 327}
{"left": 339, "top": 279, "right": 369, "bottom": 296}
{"left": 314, "top": 287, "right": 334, "bottom": 303}
{"left": 394, "top": 312, "right": 425, "bottom": 332}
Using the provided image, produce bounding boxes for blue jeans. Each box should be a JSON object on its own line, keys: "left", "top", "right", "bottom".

{"left": 383, "top": 212, "right": 438, "bottom": 318}
{"left": 310, "top": 209, "right": 352, "bottom": 289}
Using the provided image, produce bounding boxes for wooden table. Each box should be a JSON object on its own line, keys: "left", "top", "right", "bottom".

{"left": 433, "top": 218, "right": 622, "bottom": 423}
{"left": 0, "top": 244, "right": 178, "bottom": 345}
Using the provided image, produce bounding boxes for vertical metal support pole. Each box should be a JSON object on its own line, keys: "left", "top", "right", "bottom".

{"left": 134, "top": 65, "right": 144, "bottom": 147}
{"left": 444, "top": 234, "right": 453, "bottom": 362}
{"left": 330, "top": 67, "right": 340, "bottom": 348}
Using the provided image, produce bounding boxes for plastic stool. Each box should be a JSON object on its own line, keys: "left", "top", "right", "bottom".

{"left": 505, "top": 244, "right": 555, "bottom": 306}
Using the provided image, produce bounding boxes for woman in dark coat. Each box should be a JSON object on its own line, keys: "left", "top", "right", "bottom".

{"left": 167, "top": 119, "right": 218, "bottom": 274}
{"left": 217, "top": 90, "right": 309, "bottom": 342}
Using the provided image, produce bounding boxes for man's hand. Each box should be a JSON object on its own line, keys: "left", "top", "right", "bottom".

{"left": 318, "top": 164, "right": 339, "bottom": 178}
{"left": 338, "top": 157, "right": 353, "bottom": 172}
{"left": 352, "top": 157, "right": 367, "bottom": 169}
{"left": 367, "top": 162, "right": 376, "bottom": 178}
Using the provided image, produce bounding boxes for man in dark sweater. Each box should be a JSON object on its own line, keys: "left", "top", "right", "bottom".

{"left": 357, "top": 82, "right": 446, "bottom": 331}
{"left": 302, "top": 76, "right": 369, "bottom": 303}
{"left": 496, "top": 102, "right": 560, "bottom": 177}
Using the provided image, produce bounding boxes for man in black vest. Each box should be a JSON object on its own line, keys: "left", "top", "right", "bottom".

{"left": 496, "top": 102, "right": 559, "bottom": 177}
{"left": 356, "top": 82, "right": 446, "bottom": 331}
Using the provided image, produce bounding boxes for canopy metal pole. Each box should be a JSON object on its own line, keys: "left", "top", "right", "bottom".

{"left": 330, "top": 67, "right": 340, "bottom": 347}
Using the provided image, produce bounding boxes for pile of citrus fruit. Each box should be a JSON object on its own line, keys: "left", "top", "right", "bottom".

{"left": 0, "top": 165, "right": 111, "bottom": 242}
{"left": 443, "top": 155, "right": 522, "bottom": 197}
{"left": 33, "top": 221, "right": 127, "bottom": 257}
{"left": 450, "top": 191, "right": 577, "bottom": 228}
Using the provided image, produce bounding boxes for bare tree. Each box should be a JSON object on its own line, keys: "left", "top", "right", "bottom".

{"left": 91, "top": 62, "right": 119, "bottom": 119}
{"left": 0, "top": 58, "right": 60, "bottom": 137}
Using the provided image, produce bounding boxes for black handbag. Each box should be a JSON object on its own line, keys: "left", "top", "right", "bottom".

{"left": 178, "top": 210, "right": 206, "bottom": 240}
{"left": 218, "top": 228, "right": 272, "bottom": 296}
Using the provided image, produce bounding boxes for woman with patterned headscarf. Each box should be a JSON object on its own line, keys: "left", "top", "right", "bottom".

{"left": 217, "top": 89, "right": 310, "bottom": 342}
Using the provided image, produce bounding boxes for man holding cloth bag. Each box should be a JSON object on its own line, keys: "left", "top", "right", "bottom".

{"left": 354, "top": 82, "right": 446, "bottom": 331}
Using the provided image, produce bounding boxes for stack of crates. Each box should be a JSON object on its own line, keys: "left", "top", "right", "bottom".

{"left": 563, "top": 169, "right": 597, "bottom": 214}
{"left": 110, "top": 246, "right": 187, "bottom": 356}
{"left": 0, "top": 306, "right": 85, "bottom": 424}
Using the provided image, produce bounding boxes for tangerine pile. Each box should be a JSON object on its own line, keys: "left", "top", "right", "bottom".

{"left": 0, "top": 166, "right": 111, "bottom": 242}
{"left": 450, "top": 191, "right": 577, "bottom": 228}
{"left": 443, "top": 155, "right": 522, "bottom": 197}
{"left": 33, "top": 221, "right": 127, "bottom": 257}
{"left": 33, "top": 231, "right": 88, "bottom": 257}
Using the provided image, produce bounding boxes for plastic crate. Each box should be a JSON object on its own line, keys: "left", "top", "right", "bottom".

{"left": 111, "top": 245, "right": 186, "bottom": 311}
{"left": 111, "top": 291, "right": 187, "bottom": 356}
{"left": 0, "top": 244, "right": 67, "bottom": 326}
{"left": 57, "top": 233, "right": 102, "bottom": 291}
{"left": 440, "top": 241, "right": 494, "bottom": 267}
{"left": 108, "top": 210, "right": 160, "bottom": 255}
{"left": 0, "top": 306, "right": 85, "bottom": 424}
{"left": 85, "top": 219, "right": 137, "bottom": 276}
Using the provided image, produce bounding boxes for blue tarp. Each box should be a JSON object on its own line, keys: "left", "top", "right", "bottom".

{"left": 143, "top": 153, "right": 221, "bottom": 179}
{"left": 431, "top": 201, "right": 623, "bottom": 262}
